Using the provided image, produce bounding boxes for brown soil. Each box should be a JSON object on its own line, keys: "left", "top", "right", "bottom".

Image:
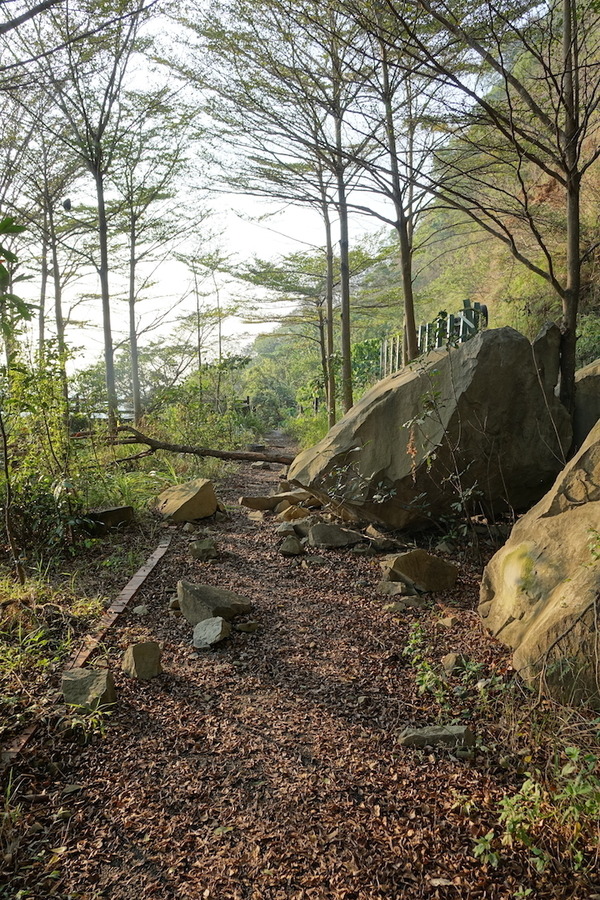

{"left": 2, "top": 434, "right": 597, "bottom": 899}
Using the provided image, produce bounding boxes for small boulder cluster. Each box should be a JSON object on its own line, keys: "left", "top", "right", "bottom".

{"left": 172, "top": 580, "right": 255, "bottom": 649}
{"left": 61, "top": 640, "right": 163, "bottom": 711}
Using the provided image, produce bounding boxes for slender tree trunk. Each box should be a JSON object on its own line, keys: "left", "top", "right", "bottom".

{"left": 0, "top": 409, "right": 25, "bottom": 585}
{"left": 317, "top": 305, "right": 329, "bottom": 410}
{"left": 128, "top": 212, "right": 142, "bottom": 424}
{"left": 560, "top": 0, "right": 580, "bottom": 415}
{"left": 94, "top": 166, "right": 117, "bottom": 432}
{"left": 333, "top": 107, "right": 353, "bottom": 412}
{"left": 48, "top": 206, "right": 70, "bottom": 437}
{"left": 39, "top": 208, "right": 49, "bottom": 363}
{"left": 380, "top": 44, "right": 418, "bottom": 364}
{"left": 323, "top": 205, "right": 337, "bottom": 428}
{"left": 195, "top": 271, "right": 203, "bottom": 408}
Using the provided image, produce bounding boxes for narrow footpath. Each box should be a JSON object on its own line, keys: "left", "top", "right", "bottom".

{"left": 5, "top": 436, "right": 594, "bottom": 900}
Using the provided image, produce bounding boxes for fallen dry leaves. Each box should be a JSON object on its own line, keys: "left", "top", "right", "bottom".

{"left": 2, "top": 439, "right": 598, "bottom": 899}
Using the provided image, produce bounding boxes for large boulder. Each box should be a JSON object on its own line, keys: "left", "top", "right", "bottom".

{"left": 573, "top": 358, "right": 600, "bottom": 449}
{"left": 288, "top": 327, "right": 572, "bottom": 529}
{"left": 479, "top": 419, "right": 600, "bottom": 707}
{"left": 156, "top": 479, "right": 218, "bottom": 522}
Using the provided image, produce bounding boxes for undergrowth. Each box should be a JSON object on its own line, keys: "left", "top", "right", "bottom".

{"left": 402, "top": 623, "right": 600, "bottom": 885}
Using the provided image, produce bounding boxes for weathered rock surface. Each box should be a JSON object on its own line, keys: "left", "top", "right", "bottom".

{"left": 121, "top": 642, "right": 162, "bottom": 680}
{"left": 276, "top": 506, "right": 309, "bottom": 522}
{"left": 573, "top": 358, "right": 600, "bottom": 449}
{"left": 189, "top": 538, "right": 218, "bottom": 561}
{"left": 177, "top": 580, "right": 253, "bottom": 626}
{"left": 307, "top": 524, "right": 365, "bottom": 549}
{"left": 192, "top": 617, "right": 231, "bottom": 648}
{"left": 62, "top": 668, "right": 116, "bottom": 710}
{"left": 156, "top": 479, "right": 218, "bottom": 522}
{"left": 288, "top": 327, "right": 571, "bottom": 529}
{"left": 398, "top": 725, "right": 475, "bottom": 748}
{"left": 376, "top": 580, "right": 418, "bottom": 597}
{"left": 381, "top": 549, "right": 458, "bottom": 592}
{"left": 279, "top": 535, "right": 305, "bottom": 556}
{"left": 239, "top": 490, "right": 313, "bottom": 511}
{"left": 84, "top": 506, "right": 134, "bottom": 535}
{"left": 479, "top": 419, "right": 600, "bottom": 707}
{"left": 441, "top": 653, "right": 470, "bottom": 676}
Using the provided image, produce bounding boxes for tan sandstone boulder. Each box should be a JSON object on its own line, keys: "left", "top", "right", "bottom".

{"left": 479, "top": 419, "right": 600, "bottom": 707}
{"left": 573, "top": 358, "right": 600, "bottom": 450}
{"left": 156, "top": 478, "right": 218, "bottom": 522}
{"left": 288, "top": 327, "right": 571, "bottom": 529}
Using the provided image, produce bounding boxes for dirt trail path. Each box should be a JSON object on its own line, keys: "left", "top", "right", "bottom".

{"left": 4, "top": 439, "right": 592, "bottom": 899}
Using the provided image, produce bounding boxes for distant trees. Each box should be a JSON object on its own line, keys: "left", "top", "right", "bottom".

{"left": 343, "top": 0, "right": 600, "bottom": 411}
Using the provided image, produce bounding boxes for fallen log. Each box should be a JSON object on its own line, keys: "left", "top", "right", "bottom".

{"left": 115, "top": 426, "right": 295, "bottom": 465}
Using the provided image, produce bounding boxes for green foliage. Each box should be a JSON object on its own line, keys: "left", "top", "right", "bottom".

{"left": 284, "top": 408, "right": 329, "bottom": 448}
{"left": 473, "top": 747, "right": 600, "bottom": 876}
{"left": 576, "top": 313, "right": 600, "bottom": 368}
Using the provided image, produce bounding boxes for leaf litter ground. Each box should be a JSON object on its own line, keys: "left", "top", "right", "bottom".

{"left": 3, "top": 437, "right": 598, "bottom": 900}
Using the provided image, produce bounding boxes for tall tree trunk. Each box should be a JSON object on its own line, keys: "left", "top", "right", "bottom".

{"left": 94, "top": 166, "right": 117, "bottom": 432}
{"left": 128, "top": 212, "right": 142, "bottom": 424}
{"left": 317, "top": 304, "right": 329, "bottom": 410}
{"left": 560, "top": 0, "right": 580, "bottom": 415}
{"left": 39, "top": 207, "right": 49, "bottom": 363}
{"left": 380, "top": 44, "right": 418, "bottom": 363}
{"left": 318, "top": 170, "right": 337, "bottom": 428}
{"left": 48, "top": 205, "right": 70, "bottom": 438}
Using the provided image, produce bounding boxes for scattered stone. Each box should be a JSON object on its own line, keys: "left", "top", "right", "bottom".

{"left": 132, "top": 604, "right": 148, "bottom": 616}
{"left": 293, "top": 515, "right": 323, "bottom": 537}
{"left": 276, "top": 522, "right": 297, "bottom": 536}
{"left": 381, "top": 549, "right": 458, "bottom": 592}
{"left": 441, "top": 652, "right": 469, "bottom": 676}
{"left": 280, "top": 535, "right": 305, "bottom": 556}
{"left": 251, "top": 461, "right": 271, "bottom": 470}
{"left": 301, "top": 556, "right": 328, "bottom": 569}
{"left": 121, "top": 642, "right": 162, "bottom": 680}
{"left": 307, "top": 523, "right": 365, "bottom": 549}
{"left": 62, "top": 668, "right": 116, "bottom": 710}
{"left": 276, "top": 506, "right": 309, "bottom": 522}
{"left": 84, "top": 506, "right": 135, "bottom": 536}
{"left": 275, "top": 500, "right": 292, "bottom": 514}
{"left": 366, "top": 525, "right": 399, "bottom": 551}
{"left": 168, "top": 595, "right": 180, "bottom": 610}
{"left": 234, "top": 621, "right": 260, "bottom": 633}
{"left": 398, "top": 725, "right": 475, "bottom": 748}
{"left": 350, "top": 544, "right": 375, "bottom": 557}
{"left": 383, "top": 601, "right": 408, "bottom": 613}
{"left": 247, "top": 510, "right": 265, "bottom": 522}
{"left": 156, "top": 478, "right": 218, "bottom": 522}
{"left": 177, "top": 580, "right": 253, "bottom": 626}
{"left": 214, "top": 510, "right": 228, "bottom": 523}
{"left": 435, "top": 540, "right": 456, "bottom": 554}
{"left": 182, "top": 522, "right": 197, "bottom": 534}
{"left": 240, "top": 495, "right": 280, "bottom": 511}
{"left": 403, "top": 596, "right": 428, "bottom": 609}
{"left": 192, "top": 616, "right": 231, "bottom": 648}
{"left": 278, "top": 479, "right": 291, "bottom": 491}
{"left": 376, "top": 580, "right": 418, "bottom": 597}
{"left": 438, "top": 615, "right": 460, "bottom": 628}
{"left": 189, "top": 538, "right": 218, "bottom": 561}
